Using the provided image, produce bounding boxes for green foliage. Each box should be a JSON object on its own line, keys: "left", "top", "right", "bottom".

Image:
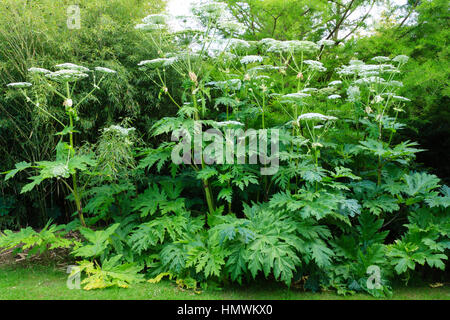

{"left": 387, "top": 207, "right": 449, "bottom": 280}
{"left": 73, "top": 255, "right": 144, "bottom": 290}
{"left": 329, "top": 213, "right": 393, "bottom": 297}
{"left": 131, "top": 182, "right": 186, "bottom": 217}
{"left": 0, "top": 221, "right": 77, "bottom": 257}
{"left": 72, "top": 223, "right": 120, "bottom": 259}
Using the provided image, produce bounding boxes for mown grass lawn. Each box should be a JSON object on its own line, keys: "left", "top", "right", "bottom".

{"left": 0, "top": 264, "right": 449, "bottom": 300}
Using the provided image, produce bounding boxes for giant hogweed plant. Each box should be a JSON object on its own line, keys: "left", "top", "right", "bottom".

{"left": 2, "top": 64, "right": 118, "bottom": 227}
{"left": 1, "top": 64, "right": 147, "bottom": 289}
{"left": 323, "top": 56, "right": 450, "bottom": 294}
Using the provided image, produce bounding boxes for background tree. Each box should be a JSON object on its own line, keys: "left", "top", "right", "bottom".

{"left": 226, "top": 0, "right": 378, "bottom": 42}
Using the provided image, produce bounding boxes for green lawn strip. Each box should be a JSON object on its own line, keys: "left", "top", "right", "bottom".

{"left": 0, "top": 265, "right": 448, "bottom": 300}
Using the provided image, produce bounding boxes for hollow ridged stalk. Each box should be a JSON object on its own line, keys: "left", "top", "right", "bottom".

{"left": 67, "top": 82, "right": 86, "bottom": 227}
{"left": 192, "top": 91, "right": 215, "bottom": 218}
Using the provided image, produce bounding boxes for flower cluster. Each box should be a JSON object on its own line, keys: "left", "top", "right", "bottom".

{"left": 28, "top": 67, "right": 51, "bottom": 75}
{"left": 261, "top": 39, "right": 319, "bottom": 54}
{"left": 138, "top": 57, "right": 177, "bottom": 69}
{"left": 135, "top": 14, "right": 168, "bottom": 31}
{"left": 297, "top": 112, "right": 338, "bottom": 121}
{"left": 303, "top": 60, "right": 326, "bottom": 72}
{"left": 103, "top": 125, "right": 136, "bottom": 137}
{"left": 240, "top": 55, "right": 264, "bottom": 65}
{"left": 6, "top": 82, "right": 32, "bottom": 88}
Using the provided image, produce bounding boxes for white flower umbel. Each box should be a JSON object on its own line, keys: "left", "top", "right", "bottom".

{"left": 138, "top": 57, "right": 177, "bottom": 69}
{"left": 142, "top": 14, "right": 168, "bottom": 25}
{"left": 103, "top": 125, "right": 136, "bottom": 137}
{"left": 379, "top": 64, "right": 400, "bottom": 74}
{"left": 219, "top": 19, "right": 246, "bottom": 34}
{"left": 355, "top": 76, "right": 386, "bottom": 85}
{"left": 359, "top": 70, "right": 380, "bottom": 77}
{"left": 371, "top": 56, "right": 390, "bottom": 63}
{"left": 336, "top": 60, "right": 372, "bottom": 76}
{"left": 288, "top": 40, "right": 319, "bottom": 53}
{"left": 297, "top": 113, "right": 337, "bottom": 121}
{"left": 240, "top": 55, "right": 263, "bottom": 65}
{"left": 327, "top": 94, "right": 341, "bottom": 100}
{"left": 54, "top": 63, "right": 90, "bottom": 72}
{"left": 387, "top": 80, "right": 404, "bottom": 87}
{"left": 229, "top": 38, "right": 251, "bottom": 51}
{"left": 392, "top": 55, "right": 409, "bottom": 64}
{"left": 193, "top": 2, "right": 227, "bottom": 20}
{"left": 301, "top": 88, "right": 318, "bottom": 93}
{"left": 328, "top": 80, "right": 342, "bottom": 86}
{"left": 51, "top": 163, "right": 70, "bottom": 178}
{"left": 262, "top": 39, "right": 319, "bottom": 54}
{"left": 303, "top": 60, "right": 327, "bottom": 72}
{"left": 45, "top": 69, "right": 89, "bottom": 82}
{"left": 258, "top": 38, "right": 278, "bottom": 48}
{"left": 254, "top": 75, "right": 270, "bottom": 80}
{"left": 95, "top": 67, "right": 117, "bottom": 74}
{"left": 281, "top": 92, "right": 311, "bottom": 101}
{"left": 215, "top": 120, "right": 244, "bottom": 127}
{"left": 336, "top": 62, "right": 389, "bottom": 77}
{"left": 347, "top": 86, "right": 360, "bottom": 102}
{"left": 392, "top": 95, "right": 411, "bottom": 102}
{"left": 28, "top": 67, "right": 51, "bottom": 74}
{"left": 6, "top": 82, "right": 32, "bottom": 88}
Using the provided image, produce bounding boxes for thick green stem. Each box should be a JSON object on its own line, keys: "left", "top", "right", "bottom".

{"left": 203, "top": 179, "right": 215, "bottom": 216}
{"left": 377, "top": 156, "right": 383, "bottom": 186}
{"left": 192, "top": 90, "right": 215, "bottom": 218}
{"left": 66, "top": 82, "right": 87, "bottom": 227}
{"left": 68, "top": 113, "right": 86, "bottom": 227}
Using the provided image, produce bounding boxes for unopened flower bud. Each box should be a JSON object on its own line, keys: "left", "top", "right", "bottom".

{"left": 297, "top": 72, "right": 303, "bottom": 80}
{"left": 189, "top": 71, "right": 198, "bottom": 84}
